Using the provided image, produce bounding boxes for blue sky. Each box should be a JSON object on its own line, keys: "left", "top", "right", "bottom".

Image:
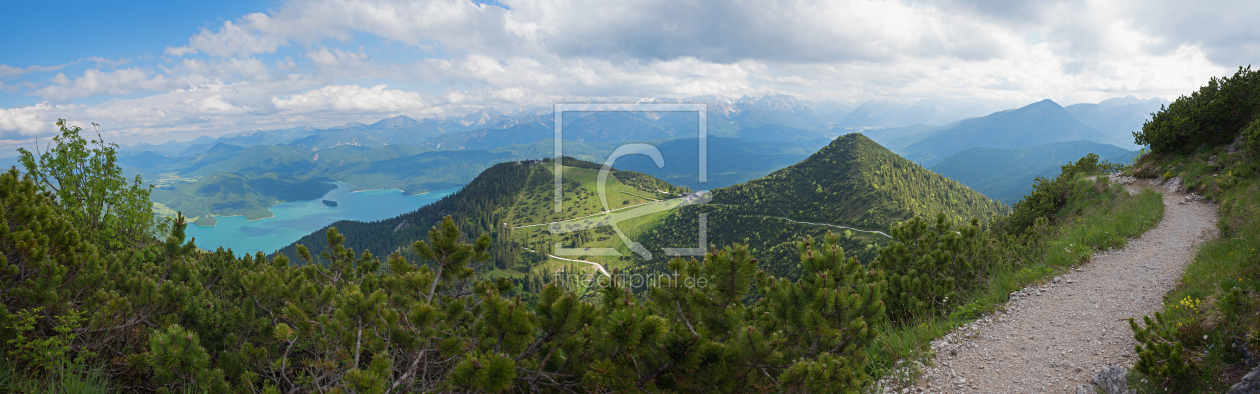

{"left": 1, "top": 0, "right": 1255, "bottom": 153}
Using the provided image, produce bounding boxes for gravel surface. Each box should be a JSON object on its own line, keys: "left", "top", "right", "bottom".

{"left": 905, "top": 181, "right": 1219, "bottom": 393}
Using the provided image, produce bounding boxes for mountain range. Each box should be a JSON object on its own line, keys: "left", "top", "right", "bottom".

{"left": 866, "top": 99, "right": 1130, "bottom": 167}
{"left": 78, "top": 93, "right": 1159, "bottom": 225}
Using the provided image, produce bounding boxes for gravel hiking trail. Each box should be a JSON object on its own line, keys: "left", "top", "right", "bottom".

{"left": 911, "top": 180, "right": 1219, "bottom": 393}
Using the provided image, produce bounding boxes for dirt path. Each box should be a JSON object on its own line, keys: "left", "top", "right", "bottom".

{"left": 911, "top": 184, "right": 1218, "bottom": 393}
{"left": 747, "top": 215, "right": 892, "bottom": 238}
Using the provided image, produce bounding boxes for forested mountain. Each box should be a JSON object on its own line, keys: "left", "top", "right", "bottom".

{"left": 929, "top": 140, "right": 1135, "bottom": 203}
{"left": 5, "top": 108, "right": 1177, "bottom": 393}
{"left": 631, "top": 133, "right": 1007, "bottom": 279}
{"left": 274, "top": 157, "right": 686, "bottom": 263}
{"left": 893, "top": 99, "right": 1111, "bottom": 166}
{"left": 711, "top": 133, "right": 1006, "bottom": 229}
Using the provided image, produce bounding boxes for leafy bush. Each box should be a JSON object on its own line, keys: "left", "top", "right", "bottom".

{"left": 16, "top": 119, "right": 159, "bottom": 251}
{"left": 1135, "top": 66, "right": 1260, "bottom": 154}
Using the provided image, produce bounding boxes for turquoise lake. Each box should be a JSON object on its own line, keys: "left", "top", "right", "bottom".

{"left": 186, "top": 182, "right": 458, "bottom": 256}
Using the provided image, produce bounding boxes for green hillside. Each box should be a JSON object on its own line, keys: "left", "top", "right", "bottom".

{"left": 709, "top": 133, "right": 1005, "bottom": 229}
{"left": 275, "top": 133, "right": 1005, "bottom": 281}
{"left": 929, "top": 140, "right": 1135, "bottom": 203}
{"left": 631, "top": 133, "right": 1007, "bottom": 279}
{"left": 6, "top": 115, "right": 1179, "bottom": 393}
{"left": 274, "top": 157, "right": 686, "bottom": 269}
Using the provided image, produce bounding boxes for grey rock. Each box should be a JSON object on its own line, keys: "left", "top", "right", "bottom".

{"left": 1228, "top": 365, "right": 1260, "bottom": 394}
{"left": 392, "top": 219, "right": 409, "bottom": 232}
{"left": 1091, "top": 365, "right": 1134, "bottom": 394}
{"left": 1162, "top": 176, "right": 1184, "bottom": 193}
{"left": 1076, "top": 385, "right": 1094, "bottom": 394}
{"left": 1229, "top": 134, "right": 1243, "bottom": 153}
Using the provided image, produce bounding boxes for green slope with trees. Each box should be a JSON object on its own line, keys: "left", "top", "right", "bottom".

{"left": 273, "top": 157, "right": 687, "bottom": 269}
{"left": 630, "top": 133, "right": 1007, "bottom": 279}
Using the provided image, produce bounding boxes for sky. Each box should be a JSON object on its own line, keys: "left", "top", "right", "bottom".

{"left": 1, "top": 0, "right": 1255, "bottom": 154}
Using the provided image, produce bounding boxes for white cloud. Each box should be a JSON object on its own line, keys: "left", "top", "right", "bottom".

{"left": 86, "top": 57, "right": 132, "bottom": 68}
{"left": 34, "top": 68, "right": 176, "bottom": 100}
{"left": 2, "top": 0, "right": 1252, "bottom": 149}
{"left": 32, "top": 68, "right": 193, "bottom": 101}
{"left": 0, "top": 62, "right": 74, "bottom": 77}
{"left": 272, "top": 84, "right": 427, "bottom": 113}
{"left": 0, "top": 102, "right": 68, "bottom": 137}
{"left": 166, "top": 19, "right": 287, "bottom": 57}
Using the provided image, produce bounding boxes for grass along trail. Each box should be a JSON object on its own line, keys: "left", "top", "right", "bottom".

{"left": 912, "top": 185, "right": 1218, "bottom": 393}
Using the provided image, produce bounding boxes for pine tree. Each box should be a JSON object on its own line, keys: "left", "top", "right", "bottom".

{"left": 875, "top": 213, "right": 981, "bottom": 321}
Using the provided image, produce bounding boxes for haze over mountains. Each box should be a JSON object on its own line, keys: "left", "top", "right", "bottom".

{"left": 91, "top": 92, "right": 1156, "bottom": 228}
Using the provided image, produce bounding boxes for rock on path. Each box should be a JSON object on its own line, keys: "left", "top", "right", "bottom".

{"left": 910, "top": 186, "right": 1218, "bottom": 393}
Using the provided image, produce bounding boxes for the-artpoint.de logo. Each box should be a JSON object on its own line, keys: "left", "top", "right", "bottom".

{"left": 550, "top": 103, "right": 710, "bottom": 261}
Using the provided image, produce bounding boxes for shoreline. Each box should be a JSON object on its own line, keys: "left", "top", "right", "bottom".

{"left": 350, "top": 188, "right": 405, "bottom": 193}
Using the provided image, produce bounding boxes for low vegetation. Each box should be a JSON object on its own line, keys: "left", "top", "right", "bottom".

{"left": 2, "top": 121, "right": 1151, "bottom": 393}
{"left": 862, "top": 155, "right": 1164, "bottom": 382}
{"left": 1123, "top": 88, "right": 1260, "bottom": 391}
{"left": 1011, "top": 65, "right": 1260, "bottom": 391}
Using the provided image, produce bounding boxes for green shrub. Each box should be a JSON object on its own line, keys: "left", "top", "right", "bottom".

{"left": 996, "top": 153, "right": 1113, "bottom": 236}
{"left": 874, "top": 213, "right": 982, "bottom": 321}
{"left": 16, "top": 119, "right": 160, "bottom": 251}
{"left": 1135, "top": 66, "right": 1260, "bottom": 154}
{"left": 1130, "top": 312, "right": 1198, "bottom": 391}
{"left": 1244, "top": 116, "right": 1260, "bottom": 152}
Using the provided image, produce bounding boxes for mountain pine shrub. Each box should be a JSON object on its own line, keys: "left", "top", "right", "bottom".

{"left": 1130, "top": 312, "right": 1198, "bottom": 391}
{"left": 874, "top": 213, "right": 982, "bottom": 321}
{"left": 1244, "top": 115, "right": 1260, "bottom": 152}
{"left": 1135, "top": 66, "right": 1260, "bottom": 154}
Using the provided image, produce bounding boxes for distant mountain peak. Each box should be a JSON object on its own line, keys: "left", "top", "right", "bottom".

{"left": 370, "top": 115, "right": 420, "bottom": 129}
{"left": 1029, "top": 98, "right": 1061, "bottom": 107}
